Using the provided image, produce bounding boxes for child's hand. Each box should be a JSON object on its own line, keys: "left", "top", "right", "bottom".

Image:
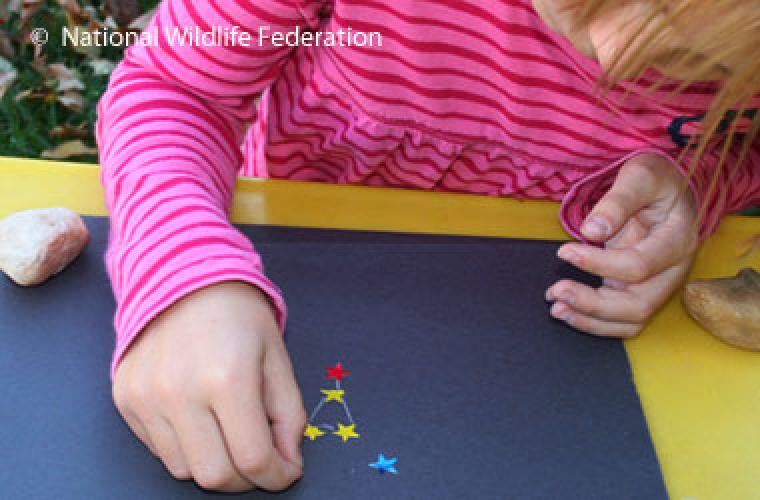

{"left": 546, "top": 153, "right": 699, "bottom": 337}
{"left": 112, "top": 282, "right": 306, "bottom": 493}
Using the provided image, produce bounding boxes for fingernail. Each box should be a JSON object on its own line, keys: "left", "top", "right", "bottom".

{"left": 582, "top": 216, "right": 610, "bottom": 240}
{"left": 545, "top": 288, "right": 555, "bottom": 301}
{"left": 603, "top": 278, "right": 625, "bottom": 290}
{"left": 288, "top": 442, "right": 304, "bottom": 469}
{"left": 551, "top": 302, "right": 574, "bottom": 324}
{"left": 551, "top": 302, "right": 566, "bottom": 318}
{"left": 557, "top": 247, "right": 582, "bottom": 265}
{"left": 558, "top": 292, "right": 575, "bottom": 306}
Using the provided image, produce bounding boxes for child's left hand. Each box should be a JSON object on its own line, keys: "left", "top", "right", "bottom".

{"left": 546, "top": 153, "right": 699, "bottom": 337}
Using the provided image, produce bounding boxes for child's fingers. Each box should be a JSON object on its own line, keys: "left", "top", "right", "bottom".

{"left": 548, "top": 263, "right": 688, "bottom": 333}
{"left": 546, "top": 280, "right": 653, "bottom": 323}
{"left": 549, "top": 301, "right": 643, "bottom": 338}
{"left": 263, "top": 342, "right": 307, "bottom": 470}
{"left": 558, "top": 240, "right": 680, "bottom": 284}
{"left": 144, "top": 416, "right": 191, "bottom": 480}
{"left": 171, "top": 406, "right": 254, "bottom": 492}
{"left": 119, "top": 408, "right": 157, "bottom": 456}
{"left": 634, "top": 221, "right": 697, "bottom": 273}
{"left": 606, "top": 215, "right": 648, "bottom": 250}
{"left": 211, "top": 363, "right": 300, "bottom": 492}
{"left": 581, "top": 158, "right": 662, "bottom": 242}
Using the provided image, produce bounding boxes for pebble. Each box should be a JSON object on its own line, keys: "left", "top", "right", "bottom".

{"left": 683, "top": 268, "right": 760, "bottom": 350}
{"left": 0, "top": 208, "right": 89, "bottom": 286}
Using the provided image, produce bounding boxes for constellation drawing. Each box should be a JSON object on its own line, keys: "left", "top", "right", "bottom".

{"left": 304, "top": 362, "right": 360, "bottom": 442}
{"left": 303, "top": 362, "right": 398, "bottom": 476}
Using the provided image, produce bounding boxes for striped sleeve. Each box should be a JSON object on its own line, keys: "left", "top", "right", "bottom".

{"left": 684, "top": 138, "right": 760, "bottom": 237}
{"left": 560, "top": 141, "right": 760, "bottom": 243}
{"left": 96, "top": 0, "right": 326, "bottom": 378}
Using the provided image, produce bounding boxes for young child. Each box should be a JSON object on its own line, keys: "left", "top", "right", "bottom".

{"left": 96, "top": 0, "right": 760, "bottom": 492}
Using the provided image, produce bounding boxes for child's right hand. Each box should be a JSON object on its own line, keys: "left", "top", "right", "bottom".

{"left": 112, "top": 282, "right": 306, "bottom": 493}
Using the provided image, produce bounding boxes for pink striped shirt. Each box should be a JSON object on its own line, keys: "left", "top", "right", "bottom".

{"left": 96, "top": 0, "right": 760, "bottom": 376}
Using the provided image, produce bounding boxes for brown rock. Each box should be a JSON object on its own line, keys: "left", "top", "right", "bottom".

{"left": 683, "top": 268, "right": 760, "bottom": 350}
{"left": 0, "top": 208, "right": 89, "bottom": 286}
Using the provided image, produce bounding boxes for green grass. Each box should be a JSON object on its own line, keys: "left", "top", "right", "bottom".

{"left": 0, "top": 0, "right": 160, "bottom": 161}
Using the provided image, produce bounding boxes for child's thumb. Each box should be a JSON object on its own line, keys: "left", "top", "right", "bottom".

{"left": 582, "top": 159, "right": 660, "bottom": 242}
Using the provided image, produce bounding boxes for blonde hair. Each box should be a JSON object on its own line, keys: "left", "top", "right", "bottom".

{"left": 572, "top": 0, "right": 760, "bottom": 227}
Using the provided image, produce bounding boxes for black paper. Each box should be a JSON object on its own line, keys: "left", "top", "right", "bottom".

{"left": 0, "top": 217, "right": 666, "bottom": 499}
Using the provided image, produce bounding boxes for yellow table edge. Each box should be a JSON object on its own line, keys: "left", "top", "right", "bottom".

{"left": 2, "top": 157, "right": 759, "bottom": 500}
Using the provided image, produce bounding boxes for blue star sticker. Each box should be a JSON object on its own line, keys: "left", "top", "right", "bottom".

{"left": 369, "top": 454, "right": 398, "bottom": 475}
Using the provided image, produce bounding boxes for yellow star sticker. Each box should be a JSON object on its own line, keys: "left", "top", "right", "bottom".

{"left": 303, "top": 424, "right": 325, "bottom": 441}
{"left": 321, "top": 389, "right": 345, "bottom": 403}
{"left": 333, "top": 423, "right": 359, "bottom": 442}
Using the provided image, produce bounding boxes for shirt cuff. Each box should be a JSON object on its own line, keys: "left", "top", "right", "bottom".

{"left": 109, "top": 260, "right": 287, "bottom": 379}
{"left": 559, "top": 148, "right": 707, "bottom": 243}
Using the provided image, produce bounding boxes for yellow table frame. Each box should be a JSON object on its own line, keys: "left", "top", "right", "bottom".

{"left": 1, "top": 157, "right": 758, "bottom": 500}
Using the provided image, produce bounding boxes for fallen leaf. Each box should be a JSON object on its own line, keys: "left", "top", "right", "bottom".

{"left": 0, "top": 56, "right": 17, "bottom": 99}
{"left": 50, "top": 123, "right": 89, "bottom": 139}
{"left": 21, "top": 0, "right": 43, "bottom": 26}
{"left": 47, "top": 63, "right": 85, "bottom": 92}
{"left": 0, "top": 28, "right": 14, "bottom": 59}
{"left": 103, "top": 15, "right": 119, "bottom": 30}
{"left": 83, "top": 6, "right": 102, "bottom": 26}
{"left": 12, "top": 87, "right": 56, "bottom": 103}
{"left": 14, "top": 88, "right": 32, "bottom": 101}
{"left": 87, "top": 58, "right": 116, "bottom": 76}
{"left": 0, "top": 0, "right": 14, "bottom": 22}
{"left": 0, "top": 70, "right": 18, "bottom": 98}
{"left": 83, "top": 4, "right": 98, "bottom": 16}
{"left": 41, "top": 140, "right": 98, "bottom": 159}
{"left": 128, "top": 7, "right": 157, "bottom": 31}
{"left": 57, "top": 90, "right": 85, "bottom": 111}
{"left": 57, "top": 1, "right": 96, "bottom": 53}
{"left": 6, "top": 0, "right": 22, "bottom": 15}
{"left": 54, "top": 0, "right": 81, "bottom": 17}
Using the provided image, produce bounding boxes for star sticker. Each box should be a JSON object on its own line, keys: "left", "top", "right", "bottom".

{"left": 325, "top": 362, "right": 349, "bottom": 382}
{"left": 333, "top": 423, "right": 359, "bottom": 442}
{"left": 303, "top": 424, "right": 325, "bottom": 441}
{"left": 321, "top": 389, "right": 345, "bottom": 403}
{"left": 369, "top": 454, "right": 398, "bottom": 475}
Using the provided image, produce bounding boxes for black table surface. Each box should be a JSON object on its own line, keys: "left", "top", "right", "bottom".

{"left": 0, "top": 217, "right": 666, "bottom": 500}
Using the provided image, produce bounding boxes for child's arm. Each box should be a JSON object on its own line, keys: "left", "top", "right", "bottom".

{"left": 688, "top": 139, "right": 760, "bottom": 236}
{"left": 98, "top": 0, "right": 326, "bottom": 374}
{"left": 548, "top": 141, "right": 760, "bottom": 336}
{"left": 96, "top": 0, "right": 325, "bottom": 491}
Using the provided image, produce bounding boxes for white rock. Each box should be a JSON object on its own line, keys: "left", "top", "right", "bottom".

{"left": 0, "top": 208, "right": 89, "bottom": 286}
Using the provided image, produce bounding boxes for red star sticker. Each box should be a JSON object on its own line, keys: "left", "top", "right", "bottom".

{"left": 325, "top": 362, "right": 349, "bottom": 382}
